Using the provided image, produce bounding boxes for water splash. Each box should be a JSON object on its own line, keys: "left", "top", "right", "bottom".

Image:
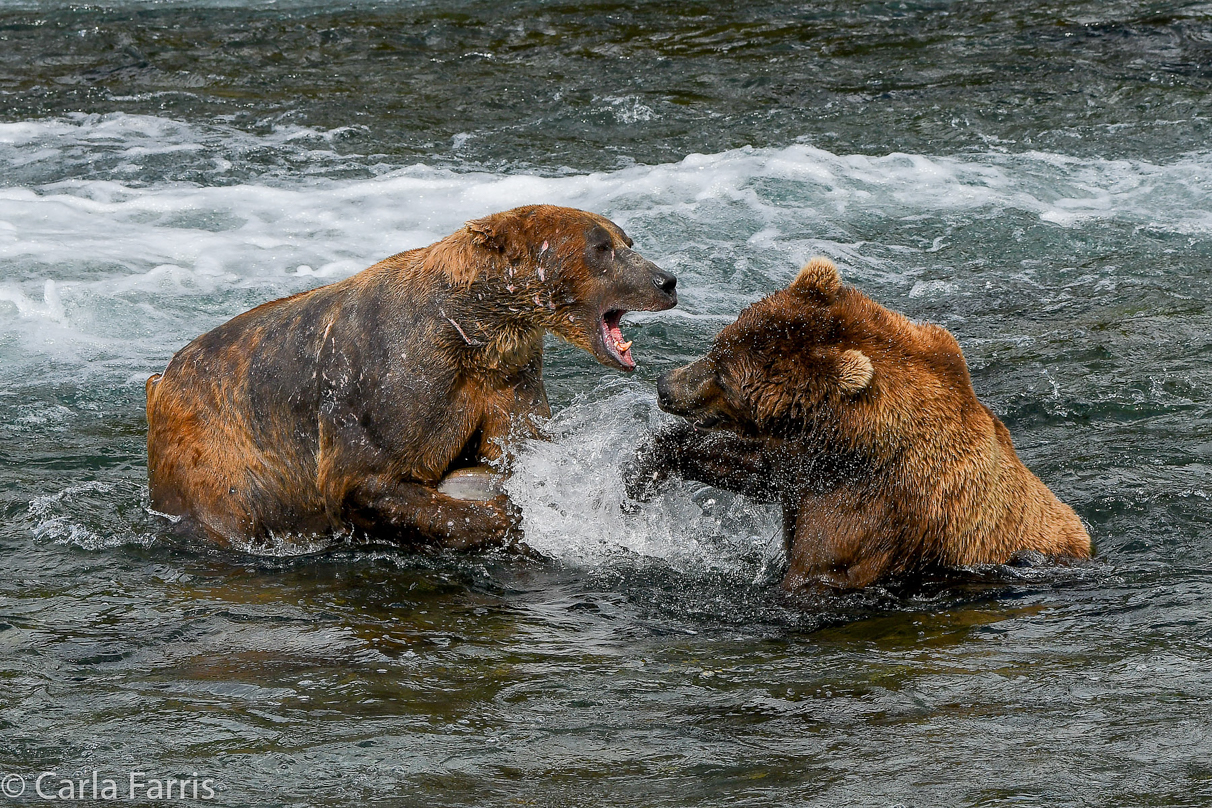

{"left": 28, "top": 480, "right": 157, "bottom": 550}
{"left": 505, "top": 379, "right": 783, "bottom": 575}
{"left": 0, "top": 279, "right": 65, "bottom": 321}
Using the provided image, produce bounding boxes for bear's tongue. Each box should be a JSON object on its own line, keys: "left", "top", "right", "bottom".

{"left": 601, "top": 310, "right": 635, "bottom": 370}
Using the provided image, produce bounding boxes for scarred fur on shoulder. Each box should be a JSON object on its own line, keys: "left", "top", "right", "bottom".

{"left": 419, "top": 227, "right": 502, "bottom": 288}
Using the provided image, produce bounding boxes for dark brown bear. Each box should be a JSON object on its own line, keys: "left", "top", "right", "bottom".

{"left": 147, "top": 205, "right": 677, "bottom": 551}
{"left": 627, "top": 257, "right": 1089, "bottom": 591}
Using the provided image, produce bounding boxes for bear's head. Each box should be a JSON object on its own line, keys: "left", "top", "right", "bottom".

{"left": 656, "top": 257, "right": 967, "bottom": 439}
{"left": 461, "top": 205, "right": 678, "bottom": 372}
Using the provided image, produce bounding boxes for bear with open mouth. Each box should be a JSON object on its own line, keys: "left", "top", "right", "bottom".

{"left": 147, "top": 204, "right": 677, "bottom": 552}
{"left": 627, "top": 257, "right": 1090, "bottom": 592}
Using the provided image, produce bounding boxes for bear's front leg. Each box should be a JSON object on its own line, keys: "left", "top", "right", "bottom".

{"left": 343, "top": 476, "right": 519, "bottom": 551}
{"left": 782, "top": 490, "right": 897, "bottom": 592}
{"left": 624, "top": 420, "right": 784, "bottom": 503}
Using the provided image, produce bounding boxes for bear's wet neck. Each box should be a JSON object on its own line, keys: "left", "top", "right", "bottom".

{"left": 441, "top": 264, "right": 570, "bottom": 374}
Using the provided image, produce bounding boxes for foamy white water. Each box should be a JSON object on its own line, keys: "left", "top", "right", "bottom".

{"left": 3, "top": 115, "right": 1211, "bottom": 377}
{"left": 503, "top": 380, "right": 784, "bottom": 572}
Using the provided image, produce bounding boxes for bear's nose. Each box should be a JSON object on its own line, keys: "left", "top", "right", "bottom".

{"left": 652, "top": 271, "right": 677, "bottom": 296}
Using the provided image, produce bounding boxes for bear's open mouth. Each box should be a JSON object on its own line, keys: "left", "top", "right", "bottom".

{"left": 600, "top": 309, "right": 635, "bottom": 370}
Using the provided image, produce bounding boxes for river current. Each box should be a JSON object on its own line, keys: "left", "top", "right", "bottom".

{"left": 1, "top": 2, "right": 1211, "bottom": 806}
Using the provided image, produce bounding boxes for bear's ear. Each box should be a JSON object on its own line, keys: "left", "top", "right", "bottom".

{"left": 789, "top": 257, "right": 842, "bottom": 299}
{"left": 466, "top": 216, "right": 509, "bottom": 253}
{"left": 835, "top": 348, "right": 874, "bottom": 395}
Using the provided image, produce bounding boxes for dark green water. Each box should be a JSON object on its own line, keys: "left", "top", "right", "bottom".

{"left": 1, "top": 2, "right": 1211, "bottom": 806}
{"left": 3, "top": 0, "right": 1212, "bottom": 180}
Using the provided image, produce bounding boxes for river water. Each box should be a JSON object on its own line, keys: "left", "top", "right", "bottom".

{"left": 1, "top": 2, "right": 1211, "bottom": 806}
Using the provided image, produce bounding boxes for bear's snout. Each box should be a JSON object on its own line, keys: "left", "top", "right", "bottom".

{"left": 614, "top": 249, "right": 677, "bottom": 310}
{"left": 651, "top": 269, "right": 677, "bottom": 297}
{"left": 656, "top": 360, "right": 717, "bottom": 421}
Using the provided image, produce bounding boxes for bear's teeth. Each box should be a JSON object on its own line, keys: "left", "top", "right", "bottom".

{"left": 616, "top": 339, "right": 632, "bottom": 352}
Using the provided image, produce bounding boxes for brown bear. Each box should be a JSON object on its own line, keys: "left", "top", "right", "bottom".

{"left": 627, "top": 257, "right": 1089, "bottom": 592}
{"left": 147, "top": 204, "right": 677, "bottom": 552}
